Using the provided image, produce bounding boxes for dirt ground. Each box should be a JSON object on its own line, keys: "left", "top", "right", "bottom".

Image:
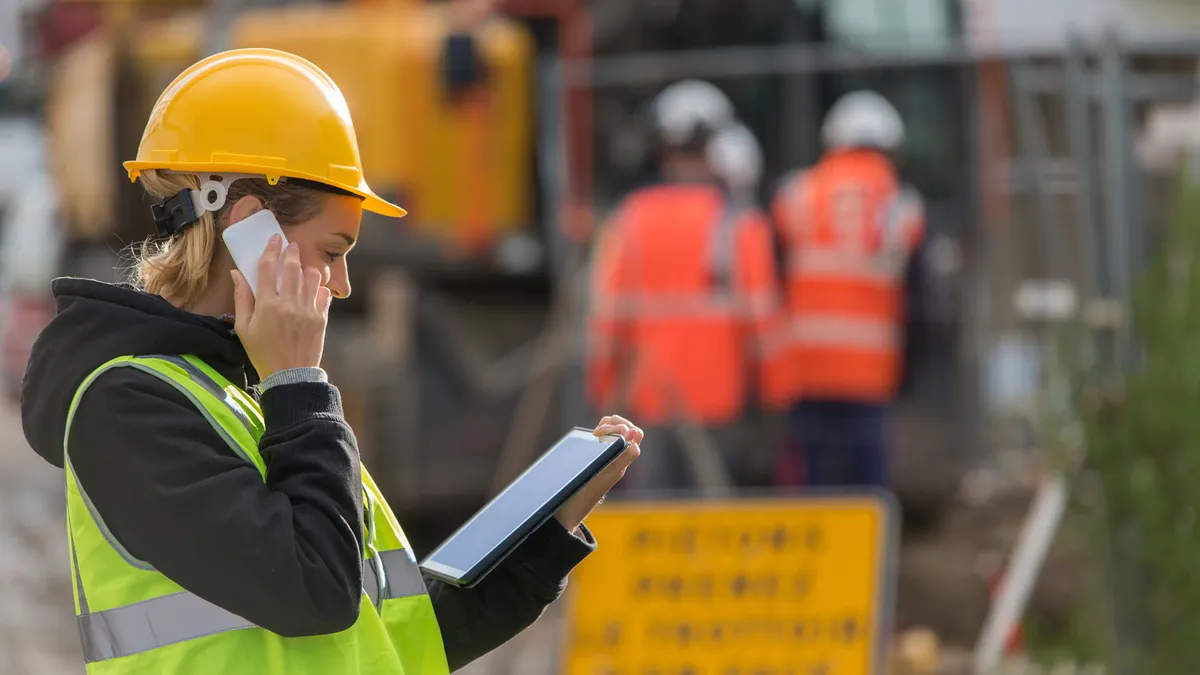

{"left": 0, "top": 397, "right": 1066, "bottom": 675}
{"left": 0, "top": 404, "right": 81, "bottom": 674}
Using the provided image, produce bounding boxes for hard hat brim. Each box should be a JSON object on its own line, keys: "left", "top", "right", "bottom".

{"left": 348, "top": 186, "right": 407, "bottom": 219}
{"left": 123, "top": 161, "right": 407, "bottom": 219}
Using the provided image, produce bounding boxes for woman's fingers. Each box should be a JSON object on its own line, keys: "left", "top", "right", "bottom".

{"left": 256, "top": 234, "right": 284, "bottom": 299}
{"left": 595, "top": 414, "right": 644, "bottom": 445}
{"left": 618, "top": 441, "right": 641, "bottom": 467}
{"left": 231, "top": 270, "right": 254, "bottom": 336}
{"left": 301, "top": 266, "right": 322, "bottom": 308}
{"left": 598, "top": 414, "right": 639, "bottom": 434}
{"left": 600, "top": 423, "right": 632, "bottom": 438}
{"left": 280, "top": 243, "right": 303, "bottom": 300}
{"left": 628, "top": 426, "right": 645, "bottom": 445}
{"left": 316, "top": 286, "right": 333, "bottom": 317}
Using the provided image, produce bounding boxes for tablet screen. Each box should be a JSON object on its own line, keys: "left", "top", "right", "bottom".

{"left": 421, "top": 429, "right": 624, "bottom": 582}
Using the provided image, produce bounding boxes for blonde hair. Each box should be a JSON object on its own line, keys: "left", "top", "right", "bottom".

{"left": 135, "top": 171, "right": 325, "bottom": 308}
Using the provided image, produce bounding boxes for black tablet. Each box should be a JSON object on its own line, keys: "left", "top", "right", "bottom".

{"left": 419, "top": 427, "right": 627, "bottom": 588}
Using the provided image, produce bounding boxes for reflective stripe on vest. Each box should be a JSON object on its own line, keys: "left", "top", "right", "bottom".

{"left": 787, "top": 248, "right": 908, "bottom": 285}
{"left": 591, "top": 199, "right": 773, "bottom": 322}
{"left": 591, "top": 290, "right": 775, "bottom": 320}
{"left": 362, "top": 550, "right": 429, "bottom": 608}
{"left": 74, "top": 544, "right": 428, "bottom": 663}
{"left": 158, "top": 354, "right": 258, "bottom": 437}
{"left": 66, "top": 355, "right": 437, "bottom": 667}
{"left": 790, "top": 314, "right": 898, "bottom": 351}
{"left": 779, "top": 168, "right": 918, "bottom": 286}
{"left": 708, "top": 202, "right": 746, "bottom": 294}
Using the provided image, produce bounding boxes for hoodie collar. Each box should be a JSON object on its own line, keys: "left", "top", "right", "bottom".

{"left": 20, "top": 278, "right": 254, "bottom": 469}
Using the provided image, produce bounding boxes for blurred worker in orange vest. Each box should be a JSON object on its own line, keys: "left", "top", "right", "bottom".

{"left": 586, "top": 81, "right": 789, "bottom": 491}
{"left": 771, "top": 91, "right": 924, "bottom": 489}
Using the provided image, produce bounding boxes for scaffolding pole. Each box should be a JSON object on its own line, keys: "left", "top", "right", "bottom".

{"left": 557, "top": 38, "right": 1200, "bottom": 90}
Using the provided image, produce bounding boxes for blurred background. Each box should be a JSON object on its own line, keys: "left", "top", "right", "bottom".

{"left": 5, "top": 0, "right": 1200, "bottom": 673}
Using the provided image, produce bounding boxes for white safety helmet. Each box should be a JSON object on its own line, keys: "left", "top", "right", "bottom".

{"left": 651, "top": 79, "right": 736, "bottom": 150}
{"left": 706, "top": 122, "right": 763, "bottom": 196}
{"left": 821, "top": 90, "right": 905, "bottom": 151}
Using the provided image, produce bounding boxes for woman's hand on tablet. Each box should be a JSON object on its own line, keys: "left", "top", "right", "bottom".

{"left": 554, "top": 415, "right": 643, "bottom": 533}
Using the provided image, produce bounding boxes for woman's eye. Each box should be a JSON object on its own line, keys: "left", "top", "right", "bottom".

{"left": 325, "top": 250, "right": 345, "bottom": 262}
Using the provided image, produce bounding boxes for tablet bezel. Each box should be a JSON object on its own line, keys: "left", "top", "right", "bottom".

{"left": 419, "top": 428, "right": 626, "bottom": 588}
{"left": 418, "top": 559, "right": 466, "bottom": 585}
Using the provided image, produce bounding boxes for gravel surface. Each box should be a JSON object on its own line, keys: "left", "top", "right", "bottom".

{"left": 0, "top": 404, "right": 81, "bottom": 674}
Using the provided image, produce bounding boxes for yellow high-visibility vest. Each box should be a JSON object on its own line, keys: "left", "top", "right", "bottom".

{"left": 64, "top": 354, "right": 449, "bottom": 674}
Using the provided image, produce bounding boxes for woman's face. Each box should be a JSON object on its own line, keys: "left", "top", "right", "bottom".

{"left": 283, "top": 194, "right": 363, "bottom": 300}
{"left": 228, "top": 193, "right": 363, "bottom": 300}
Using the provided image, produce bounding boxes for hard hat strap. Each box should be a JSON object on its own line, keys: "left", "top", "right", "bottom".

{"left": 151, "top": 171, "right": 247, "bottom": 237}
{"left": 151, "top": 189, "right": 203, "bottom": 239}
{"left": 150, "top": 173, "right": 363, "bottom": 239}
{"left": 149, "top": 173, "right": 265, "bottom": 239}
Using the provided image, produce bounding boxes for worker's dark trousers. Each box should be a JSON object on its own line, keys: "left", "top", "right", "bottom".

{"left": 787, "top": 399, "right": 889, "bottom": 488}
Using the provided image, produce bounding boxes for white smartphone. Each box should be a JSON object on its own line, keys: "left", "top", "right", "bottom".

{"left": 221, "top": 209, "right": 289, "bottom": 299}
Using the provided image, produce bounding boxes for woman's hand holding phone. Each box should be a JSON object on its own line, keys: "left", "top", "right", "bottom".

{"left": 231, "top": 234, "right": 332, "bottom": 381}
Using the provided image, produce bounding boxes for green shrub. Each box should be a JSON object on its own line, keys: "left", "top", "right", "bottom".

{"left": 1075, "top": 175, "right": 1200, "bottom": 673}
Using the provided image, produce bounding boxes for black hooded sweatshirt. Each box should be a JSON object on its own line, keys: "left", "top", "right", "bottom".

{"left": 21, "top": 278, "right": 594, "bottom": 671}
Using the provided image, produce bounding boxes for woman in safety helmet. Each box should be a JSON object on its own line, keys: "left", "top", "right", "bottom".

{"left": 20, "top": 48, "right": 642, "bottom": 675}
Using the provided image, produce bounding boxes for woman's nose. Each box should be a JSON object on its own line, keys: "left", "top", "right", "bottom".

{"left": 326, "top": 264, "right": 351, "bottom": 299}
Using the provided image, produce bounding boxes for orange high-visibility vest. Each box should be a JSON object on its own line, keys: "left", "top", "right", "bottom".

{"left": 586, "top": 183, "right": 790, "bottom": 426}
{"left": 771, "top": 150, "right": 924, "bottom": 403}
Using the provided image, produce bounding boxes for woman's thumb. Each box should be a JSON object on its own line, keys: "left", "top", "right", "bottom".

{"left": 231, "top": 270, "right": 253, "bottom": 331}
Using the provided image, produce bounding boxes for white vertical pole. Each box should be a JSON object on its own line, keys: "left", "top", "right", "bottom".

{"left": 974, "top": 473, "right": 1070, "bottom": 673}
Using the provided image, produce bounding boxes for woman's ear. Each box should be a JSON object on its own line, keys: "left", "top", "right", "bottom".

{"left": 224, "top": 196, "right": 265, "bottom": 229}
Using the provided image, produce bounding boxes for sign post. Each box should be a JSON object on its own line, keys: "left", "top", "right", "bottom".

{"left": 561, "top": 493, "right": 900, "bottom": 675}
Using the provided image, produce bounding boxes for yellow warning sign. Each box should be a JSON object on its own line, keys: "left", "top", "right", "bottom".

{"left": 561, "top": 494, "right": 897, "bottom": 675}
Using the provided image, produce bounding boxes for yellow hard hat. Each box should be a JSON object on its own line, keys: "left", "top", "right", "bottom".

{"left": 124, "top": 48, "right": 405, "bottom": 218}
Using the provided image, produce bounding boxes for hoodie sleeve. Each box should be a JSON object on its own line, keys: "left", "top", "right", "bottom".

{"left": 425, "top": 519, "right": 596, "bottom": 671}
{"left": 66, "top": 366, "right": 365, "bottom": 637}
